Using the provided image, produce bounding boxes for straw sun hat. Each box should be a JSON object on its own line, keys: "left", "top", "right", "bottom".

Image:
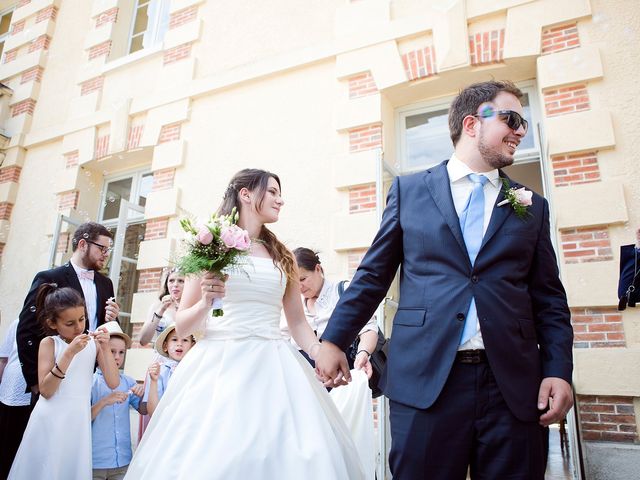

{"left": 99, "top": 321, "right": 132, "bottom": 349}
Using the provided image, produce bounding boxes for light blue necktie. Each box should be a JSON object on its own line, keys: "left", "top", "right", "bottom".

{"left": 459, "top": 173, "right": 489, "bottom": 345}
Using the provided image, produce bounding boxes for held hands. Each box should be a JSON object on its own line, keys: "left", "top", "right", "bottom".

{"left": 105, "top": 297, "right": 120, "bottom": 322}
{"left": 314, "top": 341, "right": 352, "bottom": 388}
{"left": 354, "top": 351, "right": 373, "bottom": 379}
{"left": 538, "top": 377, "right": 574, "bottom": 427}
{"left": 199, "top": 272, "right": 227, "bottom": 308}
{"left": 148, "top": 362, "right": 161, "bottom": 382}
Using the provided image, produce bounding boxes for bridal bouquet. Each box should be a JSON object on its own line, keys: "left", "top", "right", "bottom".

{"left": 176, "top": 208, "right": 251, "bottom": 316}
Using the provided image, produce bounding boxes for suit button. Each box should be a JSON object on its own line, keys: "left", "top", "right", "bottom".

{"left": 471, "top": 275, "right": 479, "bottom": 284}
{"left": 456, "top": 313, "right": 465, "bottom": 321}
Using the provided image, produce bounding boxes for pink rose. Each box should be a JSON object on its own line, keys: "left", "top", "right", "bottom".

{"left": 196, "top": 225, "right": 214, "bottom": 245}
{"left": 220, "top": 225, "right": 251, "bottom": 251}
{"left": 513, "top": 188, "right": 533, "bottom": 206}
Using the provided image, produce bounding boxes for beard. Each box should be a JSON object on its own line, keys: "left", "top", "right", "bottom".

{"left": 81, "top": 249, "right": 103, "bottom": 271}
{"left": 478, "top": 132, "right": 514, "bottom": 170}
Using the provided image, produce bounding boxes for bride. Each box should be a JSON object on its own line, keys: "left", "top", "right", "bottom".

{"left": 125, "top": 169, "right": 365, "bottom": 479}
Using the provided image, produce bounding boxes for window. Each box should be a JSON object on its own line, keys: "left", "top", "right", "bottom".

{"left": 100, "top": 171, "right": 153, "bottom": 222}
{"left": 0, "top": 8, "right": 13, "bottom": 58}
{"left": 398, "top": 85, "right": 541, "bottom": 173}
{"left": 128, "top": 0, "right": 170, "bottom": 54}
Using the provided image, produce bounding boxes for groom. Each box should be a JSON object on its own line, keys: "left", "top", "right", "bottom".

{"left": 316, "top": 80, "right": 573, "bottom": 479}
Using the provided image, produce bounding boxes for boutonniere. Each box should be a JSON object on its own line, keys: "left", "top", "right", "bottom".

{"left": 497, "top": 178, "right": 533, "bottom": 219}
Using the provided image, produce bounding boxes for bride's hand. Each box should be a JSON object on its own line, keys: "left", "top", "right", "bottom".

{"left": 199, "top": 273, "right": 227, "bottom": 307}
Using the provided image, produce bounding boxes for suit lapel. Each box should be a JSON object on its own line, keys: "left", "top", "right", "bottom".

{"left": 424, "top": 163, "right": 468, "bottom": 258}
{"left": 480, "top": 172, "right": 517, "bottom": 250}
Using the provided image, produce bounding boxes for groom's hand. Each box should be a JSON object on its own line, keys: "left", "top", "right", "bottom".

{"left": 538, "top": 377, "right": 573, "bottom": 426}
{"left": 315, "top": 341, "right": 351, "bottom": 388}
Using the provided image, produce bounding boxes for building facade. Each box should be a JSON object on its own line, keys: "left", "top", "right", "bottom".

{"left": 0, "top": 0, "right": 638, "bottom": 477}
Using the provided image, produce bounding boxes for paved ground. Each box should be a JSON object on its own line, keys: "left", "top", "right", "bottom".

{"left": 546, "top": 424, "right": 574, "bottom": 480}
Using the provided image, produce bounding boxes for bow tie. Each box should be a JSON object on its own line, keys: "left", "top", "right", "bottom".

{"left": 78, "top": 270, "right": 95, "bottom": 281}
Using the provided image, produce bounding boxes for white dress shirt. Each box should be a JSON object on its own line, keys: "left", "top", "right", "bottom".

{"left": 447, "top": 154, "right": 501, "bottom": 350}
{"left": 70, "top": 260, "right": 99, "bottom": 331}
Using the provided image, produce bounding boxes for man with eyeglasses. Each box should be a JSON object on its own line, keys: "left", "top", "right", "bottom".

{"left": 317, "top": 80, "right": 573, "bottom": 479}
{"left": 17, "top": 222, "right": 120, "bottom": 405}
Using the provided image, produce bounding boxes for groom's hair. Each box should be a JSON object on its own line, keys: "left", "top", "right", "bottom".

{"left": 448, "top": 80, "right": 523, "bottom": 146}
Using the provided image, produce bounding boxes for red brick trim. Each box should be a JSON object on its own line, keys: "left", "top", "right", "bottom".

{"left": 56, "top": 232, "right": 70, "bottom": 254}
{"left": 80, "top": 76, "right": 105, "bottom": 96}
{"left": 541, "top": 22, "right": 580, "bottom": 55}
{"left": 17, "top": 0, "right": 31, "bottom": 8}
{"left": 57, "top": 191, "right": 79, "bottom": 210}
{"left": 544, "top": 84, "right": 590, "bottom": 117}
{"left": 11, "top": 99, "right": 36, "bottom": 117}
{"left": 20, "top": 66, "right": 44, "bottom": 84}
{"left": 163, "top": 43, "right": 192, "bottom": 65}
{"left": 401, "top": 47, "right": 437, "bottom": 81}
{"left": 88, "top": 40, "right": 112, "bottom": 60}
{"left": 152, "top": 169, "right": 175, "bottom": 192}
{"left": 571, "top": 308, "right": 625, "bottom": 348}
{"left": 347, "top": 249, "right": 368, "bottom": 277}
{"left": 127, "top": 124, "right": 145, "bottom": 150}
{"left": 138, "top": 268, "right": 163, "bottom": 292}
{"left": 95, "top": 134, "right": 110, "bottom": 159}
{"left": 158, "top": 123, "right": 182, "bottom": 144}
{"left": 348, "top": 72, "right": 378, "bottom": 99}
{"left": 349, "top": 183, "right": 377, "bottom": 213}
{"left": 64, "top": 151, "right": 79, "bottom": 168}
{"left": 95, "top": 8, "right": 119, "bottom": 28}
{"left": 560, "top": 226, "right": 612, "bottom": 264}
{"left": 11, "top": 20, "right": 25, "bottom": 36}
{"left": 0, "top": 202, "right": 14, "bottom": 221}
{"left": 145, "top": 218, "right": 169, "bottom": 240}
{"left": 349, "top": 123, "right": 382, "bottom": 153}
{"left": 578, "top": 395, "right": 638, "bottom": 443}
{"left": 28, "top": 35, "right": 51, "bottom": 53}
{"left": 36, "top": 6, "right": 58, "bottom": 23}
{"left": 3, "top": 49, "right": 18, "bottom": 63}
{"left": 552, "top": 151, "right": 600, "bottom": 187}
{"left": 0, "top": 166, "right": 22, "bottom": 183}
{"left": 469, "top": 29, "right": 505, "bottom": 65}
{"left": 169, "top": 6, "right": 198, "bottom": 30}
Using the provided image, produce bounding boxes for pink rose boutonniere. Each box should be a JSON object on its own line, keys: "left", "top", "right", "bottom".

{"left": 497, "top": 179, "right": 533, "bottom": 219}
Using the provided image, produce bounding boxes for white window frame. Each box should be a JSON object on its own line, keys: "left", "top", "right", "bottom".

{"left": 127, "top": 0, "right": 171, "bottom": 55}
{"left": 0, "top": 7, "right": 14, "bottom": 57}
{"left": 396, "top": 81, "right": 543, "bottom": 174}
{"left": 99, "top": 169, "right": 153, "bottom": 225}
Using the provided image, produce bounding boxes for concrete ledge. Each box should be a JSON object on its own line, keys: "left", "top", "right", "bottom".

{"left": 574, "top": 348, "right": 640, "bottom": 396}
{"left": 131, "top": 291, "right": 157, "bottom": 325}
{"left": 562, "top": 260, "right": 619, "bottom": 307}
{"left": 0, "top": 181, "right": 20, "bottom": 204}
{"left": 139, "top": 99, "right": 191, "bottom": 147}
{"left": 84, "top": 21, "right": 114, "bottom": 50}
{"left": 152, "top": 140, "right": 186, "bottom": 171}
{"left": 137, "top": 238, "right": 175, "bottom": 270}
{"left": 90, "top": 0, "right": 119, "bottom": 18}
{"left": 4, "top": 113, "right": 33, "bottom": 138}
{"left": 0, "top": 219, "right": 10, "bottom": 243}
{"left": 0, "top": 49, "right": 46, "bottom": 81}
{"left": 538, "top": 45, "right": 603, "bottom": 90}
{"left": 467, "top": 0, "right": 533, "bottom": 20}
{"left": 333, "top": 150, "right": 378, "bottom": 189}
{"left": 169, "top": 0, "right": 205, "bottom": 14}
{"left": 144, "top": 187, "right": 180, "bottom": 220}
{"left": 12, "top": 0, "right": 60, "bottom": 24}
{"left": 333, "top": 211, "right": 377, "bottom": 251}
{"left": 334, "top": 94, "right": 381, "bottom": 132}
{"left": 9, "top": 80, "right": 41, "bottom": 106}
{"left": 583, "top": 442, "right": 640, "bottom": 480}
{"left": 54, "top": 166, "right": 80, "bottom": 194}
{"left": 163, "top": 19, "right": 202, "bottom": 50}
{"left": 335, "top": 41, "right": 407, "bottom": 90}
{"left": 4, "top": 18, "right": 55, "bottom": 52}
{"left": 554, "top": 181, "right": 627, "bottom": 229}
{"left": 546, "top": 110, "right": 615, "bottom": 156}
{"left": 123, "top": 348, "right": 155, "bottom": 382}
{"left": 62, "top": 128, "right": 97, "bottom": 165}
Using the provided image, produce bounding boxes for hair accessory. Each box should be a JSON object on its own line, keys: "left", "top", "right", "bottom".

{"left": 223, "top": 183, "right": 237, "bottom": 200}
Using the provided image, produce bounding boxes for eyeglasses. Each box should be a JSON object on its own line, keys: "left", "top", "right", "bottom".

{"left": 86, "top": 240, "right": 113, "bottom": 255}
{"left": 474, "top": 106, "right": 528, "bottom": 134}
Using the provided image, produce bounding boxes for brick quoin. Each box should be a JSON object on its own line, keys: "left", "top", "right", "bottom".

{"left": 80, "top": 76, "right": 105, "bottom": 96}
{"left": 348, "top": 72, "right": 378, "bottom": 99}
{"left": 349, "top": 183, "right": 377, "bottom": 213}
{"left": 544, "top": 84, "right": 590, "bottom": 117}
{"left": 152, "top": 169, "right": 175, "bottom": 192}
{"left": 95, "top": 7, "right": 118, "bottom": 28}
{"left": 578, "top": 395, "right": 638, "bottom": 443}
{"left": 64, "top": 151, "right": 79, "bottom": 168}
{"left": 560, "top": 226, "right": 612, "bottom": 264}
{"left": 571, "top": 307, "right": 625, "bottom": 348}
{"left": 163, "top": 43, "right": 192, "bottom": 65}
{"left": 20, "top": 66, "right": 44, "bottom": 84}
{"left": 94, "top": 134, "right": 110, "bottom": 159}
{"left": 56, "top": 232, "right": 70, "bottom": 254}
{"left": 469, "top": 29, "right": 505, "bottom": 65}
{"left": 158, "top": 123, "right": 182, "bottom": 144}
{"left": 347, "top": 248, "right": 368, "bottom": 277}
{"left": 17, "top": 0, "right": 31, "bottom": 8}
{"left": 0, "top": 166, "right": 22, "bottom": 183}
{"left": 57, "top": 191, "right": 79, "bottom": 210}
{"left": 3, "top": 49, "right": 18, "bottom": 63}
{"left": 127, "top": 124, "right": 145, "bottom": 149}
{"left": 36, "top": 5, "right": 58, "bottom": 23}
{"left": 349, "top": 123, "right": 382, "bottom": 153}
{"left": 552, "top": 151, "right": 600, "bottom": 187}
{"left": 11, "top": 20, "right": 25, "bottom": 36}
{"left": 0, "top": 202, "right": 14, "bottom": 221}
{"left": 401, "top": 47, "right": 437, "bottom": 81}
{"left": 138, "top": 269, "right": 163, "bottom": 293}
{"left": 541, "top": 22, "right": 580, "bottom": 55}
{"left": 28, "top": 35, "right": 50, "bottom": 53}
{"left": 144, "top": 218, "right": 169, "bottom": 241}
{"left": 169, "top": 6, "right": 198, "bottom": 30}
{"left": 11, "top": 99, "right": 36, "bottom": 117}
{"left": 88, "top": 41, "right": 112, "bottom": 60}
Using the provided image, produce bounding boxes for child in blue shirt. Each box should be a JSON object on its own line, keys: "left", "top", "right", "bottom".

{"left": 91, "top": 323, "right": 145, "bottom": 480}
{"left": 142, "top": 324, "right": 195, "bottom": 417}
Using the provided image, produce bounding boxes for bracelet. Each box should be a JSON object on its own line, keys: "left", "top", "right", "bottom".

{"left": 153, "top": 312, "right": 163, "bottom": 320}
{"left": 54, "top": 363, "right": 66, "bottom": 376}
{"left": 50, "top": 369, "right": 64, "bottom": 379}
{"left": 356, "top": 349, "right": 372, "bottom": 358}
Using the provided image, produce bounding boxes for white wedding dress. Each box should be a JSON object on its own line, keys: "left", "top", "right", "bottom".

{"left": 125, "top": 257, "right": 366, "bottom": 479}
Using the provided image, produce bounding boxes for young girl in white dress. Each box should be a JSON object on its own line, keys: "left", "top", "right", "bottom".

{"left": 125, "top": 169, "right": 366, "bottom": 479}
{"left": 9, "top": 284, "right": 120, "bottom": 480}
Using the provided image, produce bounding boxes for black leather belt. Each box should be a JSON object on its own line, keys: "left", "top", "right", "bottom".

{"left": 456, "top": 349, "right": 487, "bottom": 364}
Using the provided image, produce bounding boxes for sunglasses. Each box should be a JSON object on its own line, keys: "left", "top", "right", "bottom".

{"left": 475, "top": 106, "right": 528, "bottom": 134}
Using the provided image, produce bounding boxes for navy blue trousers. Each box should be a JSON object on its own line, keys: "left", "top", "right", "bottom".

{"left": 389, "top": 360, "right": 547, "bottom": 480}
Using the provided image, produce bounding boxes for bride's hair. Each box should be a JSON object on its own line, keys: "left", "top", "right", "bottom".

{"left": 217, "top": 168, "right": 295, "bottom": 283}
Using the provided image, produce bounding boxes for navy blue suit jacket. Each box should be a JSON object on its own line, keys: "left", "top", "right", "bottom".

{"left": 322, "top": 161, "right": 573, "bottom": 422}
{"left": 618, "top": 245, "right": 639, "bottom": 303}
